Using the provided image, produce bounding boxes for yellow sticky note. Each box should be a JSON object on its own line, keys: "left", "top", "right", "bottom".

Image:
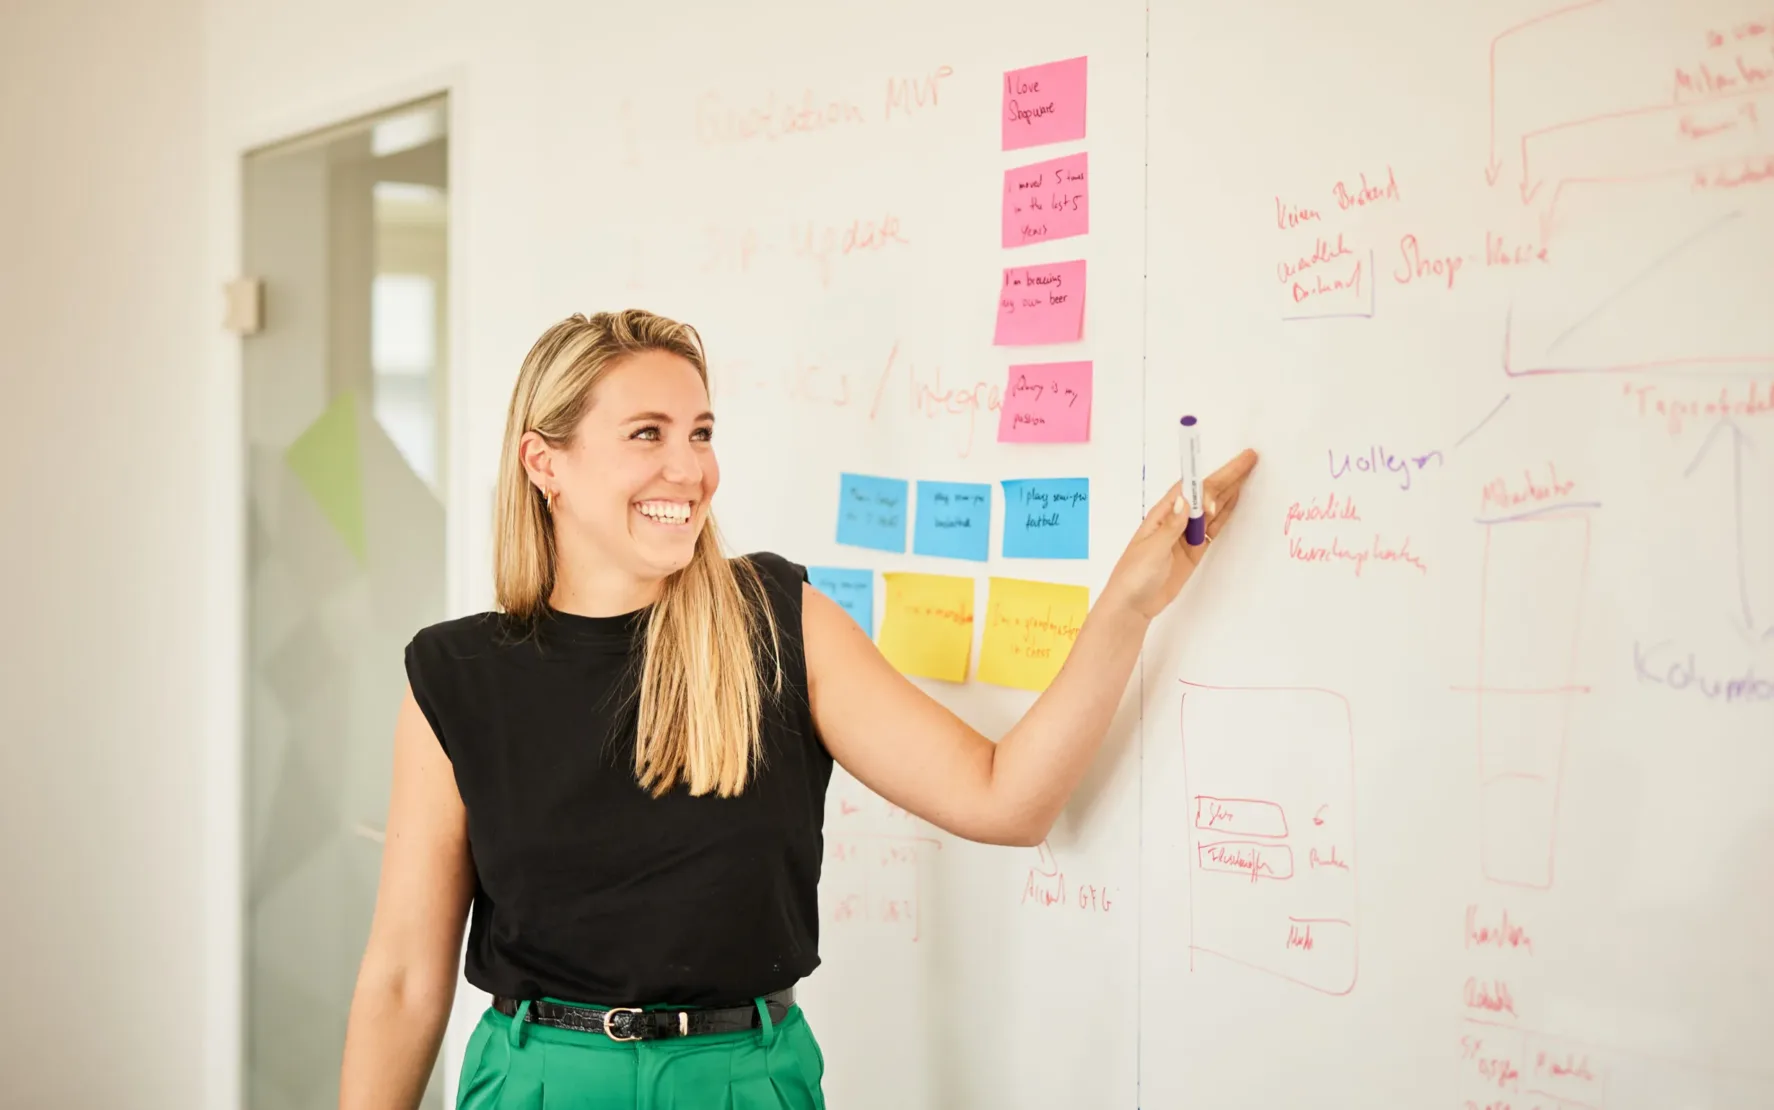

{"left": 879, "top": 572, "right": 975, "bottom": 683}
{"left": 978, "top": 577, "right": 1090, "bottom": 692}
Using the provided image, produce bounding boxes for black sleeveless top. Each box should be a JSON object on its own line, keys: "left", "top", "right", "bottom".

{"left": 403, "top": 552, "right": 833, "bottom": 1007}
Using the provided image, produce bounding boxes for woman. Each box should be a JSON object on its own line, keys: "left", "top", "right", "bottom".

{"left": 338, "top": 309, "right": 1258, "bottom": 1109}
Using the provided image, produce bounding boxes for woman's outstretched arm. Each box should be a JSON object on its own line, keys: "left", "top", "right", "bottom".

{"left": 806, "top": 451, "right": 1258, "bottom": 845}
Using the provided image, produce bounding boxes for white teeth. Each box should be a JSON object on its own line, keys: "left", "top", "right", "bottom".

{"left": 636, "top": 500, "right": 692, "bottom": 525}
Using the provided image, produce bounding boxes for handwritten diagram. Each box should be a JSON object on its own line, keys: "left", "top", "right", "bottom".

{"left": 1499, "top": 212, "right": 1774, "bottom": 379}
{"left": 1458, "top": 1021, "right": 1611, "bottom": 1110}
{"left": 1487, "top": 1, "right": 1774, "bottom": 379}
{"left": 822, "top": 788, "right": 943, "bottom": 943}
{"left": 1463, "top": 507, "right": 1592, "bottom": 890}
{"left": 1456, "top": 1005, "right": 1774, "bottom": 1108}
{"left": 1179, "top": 683, "right": 1358, "bottom": 996}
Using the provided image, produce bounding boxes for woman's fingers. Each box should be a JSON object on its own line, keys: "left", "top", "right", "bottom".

{"left": 1205, "top": 488, "right": 1242, "bottom": 539}
{"left": 1203, "top": 449, "right": 1259, "bottom": 516}
{"left": 1144, "top": 480, "right": 1185, "bottom": 530}
{"left": 1209, "top": 449, "right": 1259, "bottom": 490}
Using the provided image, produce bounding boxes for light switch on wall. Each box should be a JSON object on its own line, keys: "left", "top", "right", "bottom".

{"left": 223, "top": 277, "right": 262, "bottom": 335}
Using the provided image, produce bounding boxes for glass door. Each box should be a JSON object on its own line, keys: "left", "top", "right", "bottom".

{"left": 240, "top": 94, "right": 450, "bottom": 1110}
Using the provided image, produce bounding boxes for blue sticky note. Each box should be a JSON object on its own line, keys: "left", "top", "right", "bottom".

{"left": 1001, "top": 478, "right": 1090, "bottom": 559}
{"left": 913, "top": 481, "right": 992, "bottom": 562}
{"left": 836, "top": 473, "right": 908, "bottom": 552}
{"left": 808, "top": 567, "right": 875, "bottom": 636}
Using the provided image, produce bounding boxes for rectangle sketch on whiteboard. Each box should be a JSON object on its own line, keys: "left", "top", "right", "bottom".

{"left": 1179, "top": 682, "right": 1358, "bottom": 996}
{"left": 1469, "top": 511, "right": 1592, "bottom": 891}
{"left": 823, "top": 786, "right": 944, "bottom": 945}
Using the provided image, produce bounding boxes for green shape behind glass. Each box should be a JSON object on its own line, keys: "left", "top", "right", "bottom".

{"left": 285, "top": 391, "right": 367, "bottom": 566}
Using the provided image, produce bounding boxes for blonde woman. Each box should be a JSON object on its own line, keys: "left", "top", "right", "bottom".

{"left": 338, "top": 309, "right": 1259, "bottom": 1109}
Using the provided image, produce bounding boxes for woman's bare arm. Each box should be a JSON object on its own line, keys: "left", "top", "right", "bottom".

{"left": 338, "top": 687, "right": 476, "bottom": 1110}
{"left": 807, "top": 453, "right": 1258, "bottom": 845}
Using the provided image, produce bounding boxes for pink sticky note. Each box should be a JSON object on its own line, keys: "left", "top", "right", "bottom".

{"left": 1002, "top": 152, "right": 1090, "bottom": 249}
{"left": 1002, "top": 56, "right": 1088, "bottom": 151}
{"left": 994, "top": 260, "right": 1086, "bottom": 346}
{"left": 998, "top": 361, "right": 1093, "bottom": 443}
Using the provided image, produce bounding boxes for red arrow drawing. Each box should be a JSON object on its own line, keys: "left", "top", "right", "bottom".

{"left": 1518, "top": 85, "right": 1773, "bottom": 209}
{"left": 1486, "top": 0, "right": 1607, "bottom": 185}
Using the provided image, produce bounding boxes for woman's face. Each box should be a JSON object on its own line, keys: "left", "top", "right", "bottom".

{"left": 534, "top": 350, "right": 720, "bottom": 585}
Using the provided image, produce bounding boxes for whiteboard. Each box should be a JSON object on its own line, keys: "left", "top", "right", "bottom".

{"left": 520, "top": 0, "right": 1774, "bottom": 1105}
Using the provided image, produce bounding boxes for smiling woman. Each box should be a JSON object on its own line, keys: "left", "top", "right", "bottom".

{"left": 496, "top": 313, "right": 779, "bottom": 800}
{"left": 336, "top": 308, "right": 1259, "bottom": 1110}
{"left": 527, "top": 366, "right": 716, "bottom": 567}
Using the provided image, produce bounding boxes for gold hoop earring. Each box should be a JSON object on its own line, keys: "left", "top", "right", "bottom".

{"left": 544, "top": 488, "right": 556, "bottom": 513}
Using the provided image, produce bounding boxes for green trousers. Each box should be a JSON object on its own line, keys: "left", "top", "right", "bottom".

{"left": 456, "top": 998, "right": 826, "bottom": 1109}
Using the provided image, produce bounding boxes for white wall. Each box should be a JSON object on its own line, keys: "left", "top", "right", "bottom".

{"left": 0, "top": 1, "right": 209, "bottom": 1106}
{"left": 0, "top": 0, "right": 527, "bottom": 1104}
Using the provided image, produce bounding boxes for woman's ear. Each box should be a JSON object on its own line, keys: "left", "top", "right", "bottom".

{"left": 518, "top": 430, "right": 557, "bottom": 495}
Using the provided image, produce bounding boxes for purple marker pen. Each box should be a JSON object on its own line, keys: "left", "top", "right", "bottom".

{"left": 1179, "top": 415, "right": 1205, "bottom": 546}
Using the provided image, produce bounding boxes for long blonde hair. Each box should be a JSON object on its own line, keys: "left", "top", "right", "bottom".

{"left": 493, "top": 310, "right": 781, "bottom": 798}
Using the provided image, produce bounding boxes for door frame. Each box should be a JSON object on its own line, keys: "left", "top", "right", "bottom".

{"left": 202, "top": 62, "right": 473, "bottom": 1110}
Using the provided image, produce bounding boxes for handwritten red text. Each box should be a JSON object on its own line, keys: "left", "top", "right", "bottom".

{"left": 1193, "top": 796, "right": 1289, "bottom": 838}
{"left": 1534, "top": 1051, "right": 1597, "bottom": 1084}
{"left": 1283, "top": 491, "right": 1363, "bottom": 535}
{"left": 1199, "top": 840, "right": 1294, "bottom": 882}
{"left": 791, "top": 214, "right": 911, "bottom": 286}
{"left": 1291, "top": 256, "right": 1365, "bottom": 307}
{"left": 1622, "top": 379, "right": 1774, "bottom": 434}
{"left": 1479, "top": 462, "right": 1577, "bottom": 517}
{"left": 1464, "top": 977, "right": 1519, "bottom": 1017}
{"left": 1288, "top": 533, "right": 1428, "bottom": 575}
{"left": 1485, "top": 230, "right": 1549, "bottom": 267}
{"left": 1022, "top": 843, "right": 1112, "bottom": 914}
{"left": 1333, "top": 166, "right": 1401, "bottom": 210}
{"left": 1694, "top": 154, "right": 1774, "bottom": 190}
{"left": 1465, "top": 904, "right": 1535, "bottom": 955}
{"left": 1395, "top": 234, "right": 1464, "bottom": 289}
{"left": 1286, "top": 920, "right": 1316, "bottom": 951}
{"left": 865, "top": 342, "right": 1003, "bottom": 458}
{"left": 885, "top": 65, "right": 953, "bottom": 121}
{"left": 696, "top": 89, "right": 866, "bottom": 145}
{"left": 1277, "top": 233, "right": 1353, "bottom": 284}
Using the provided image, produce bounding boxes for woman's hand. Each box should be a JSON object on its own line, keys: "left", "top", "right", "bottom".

{"left": 1099, "top": 449, "right": 1260, "bottom": 621}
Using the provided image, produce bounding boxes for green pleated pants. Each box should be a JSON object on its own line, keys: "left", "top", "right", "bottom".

{"left": 456, "top": 997, "right": 827, "bottom": 1110}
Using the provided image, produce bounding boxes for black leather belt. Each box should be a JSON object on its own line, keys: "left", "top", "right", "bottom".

{"left": 493, "top": 988, "right": 795, "bottom": 1042}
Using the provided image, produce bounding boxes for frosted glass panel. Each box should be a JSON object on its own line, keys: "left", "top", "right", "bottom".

{"left": 242, "top": 95, "right": 449, "bottom": 1110}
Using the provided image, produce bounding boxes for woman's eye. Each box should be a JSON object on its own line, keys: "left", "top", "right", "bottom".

{"left": 631, "top": 426, "right": 660, "bottom": 441}
{"left": 692, "top": 427, "right": 713, "bottom": 442}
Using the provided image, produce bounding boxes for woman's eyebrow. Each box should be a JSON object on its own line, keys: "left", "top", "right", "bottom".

{"left": 623, "top": 411, "right": 716, "bottom": 424}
